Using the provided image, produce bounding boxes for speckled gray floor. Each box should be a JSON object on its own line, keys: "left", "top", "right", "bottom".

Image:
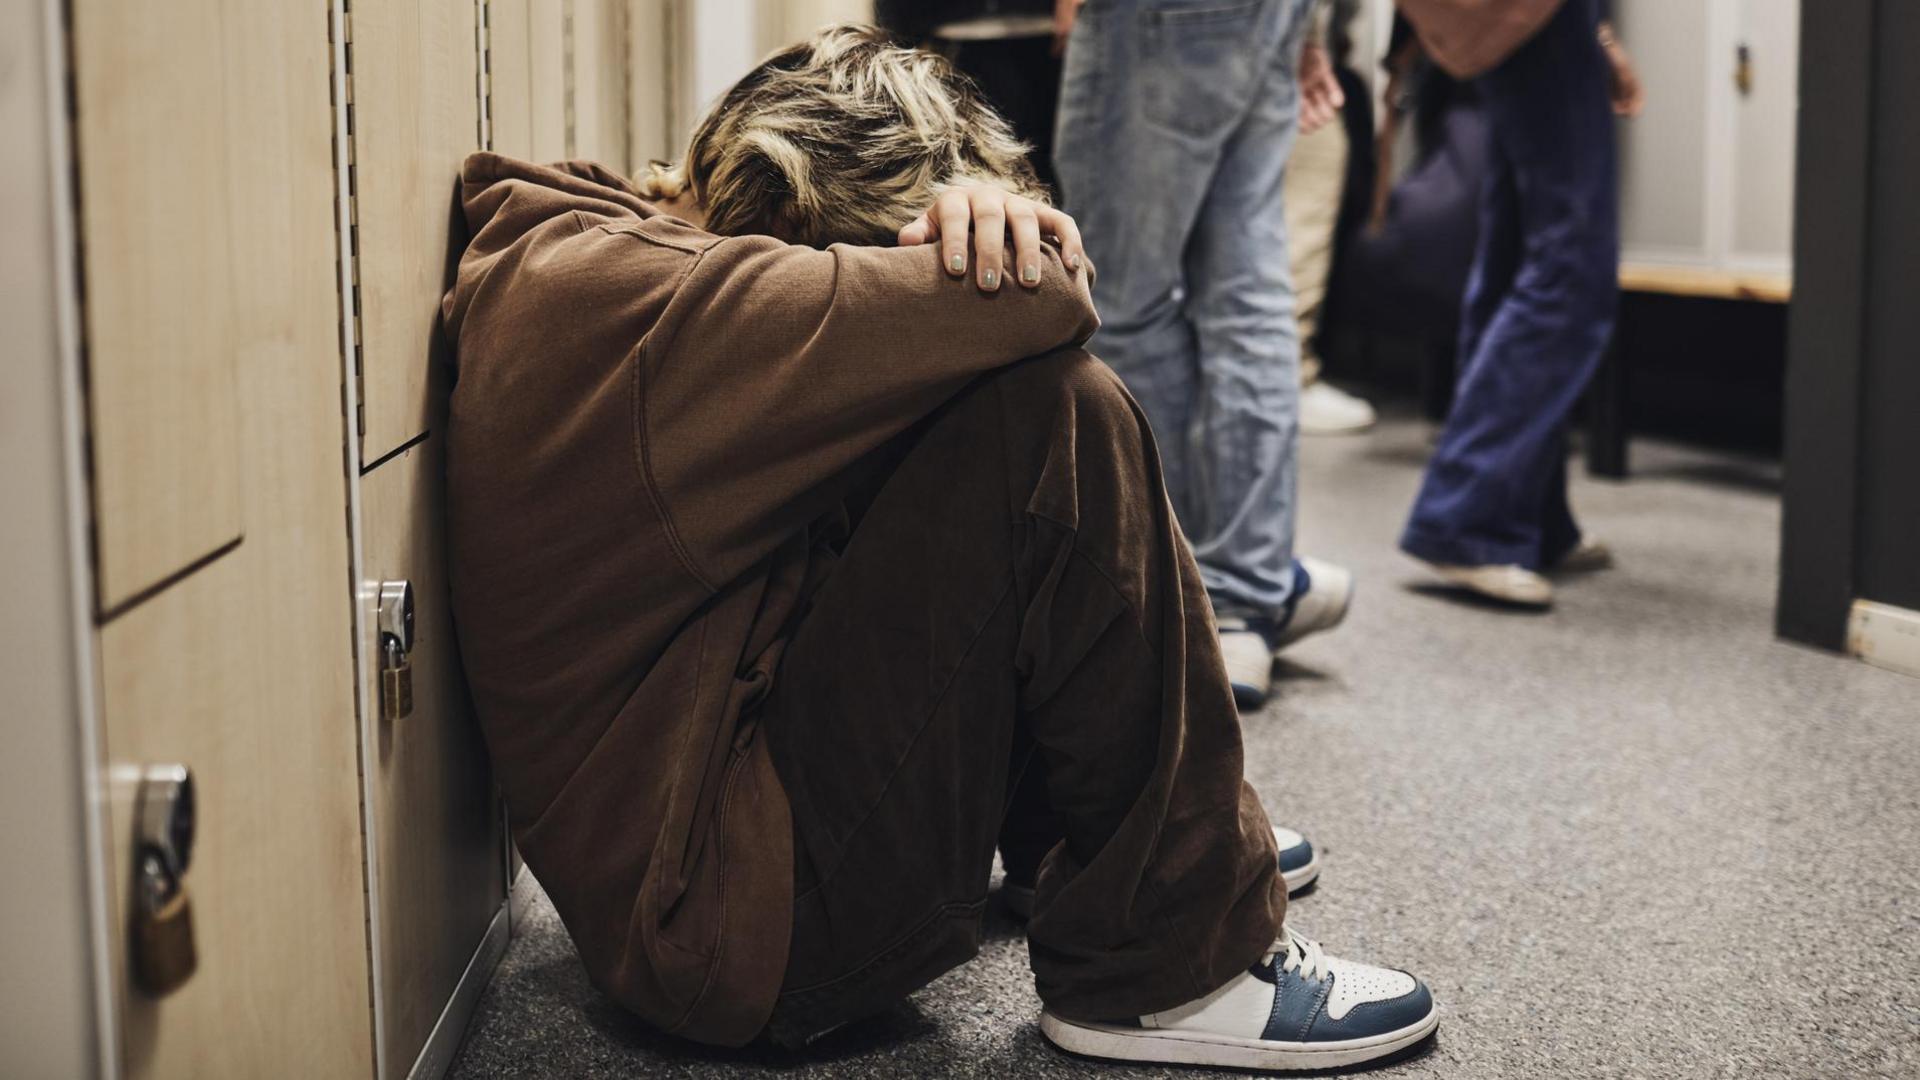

{"left": 450, "top": 414, "right": 1920, "bottom": 1079}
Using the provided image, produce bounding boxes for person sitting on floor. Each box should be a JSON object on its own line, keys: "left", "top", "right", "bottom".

{"left": 440, "top": 24, "right": 1436, "bottom": 1072}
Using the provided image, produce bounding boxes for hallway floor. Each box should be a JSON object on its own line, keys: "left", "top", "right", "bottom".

{"left": 450, "top": 414, "right": 1920, "bottom": 1079}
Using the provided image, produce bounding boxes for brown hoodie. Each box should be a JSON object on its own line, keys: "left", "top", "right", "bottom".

{"left": 440, "top": 153, "right": 1098, "bottom": 1045}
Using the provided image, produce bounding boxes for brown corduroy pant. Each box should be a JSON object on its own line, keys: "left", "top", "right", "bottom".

{"left": 760, "top": 350, "right": 1286, "bottom": 1045}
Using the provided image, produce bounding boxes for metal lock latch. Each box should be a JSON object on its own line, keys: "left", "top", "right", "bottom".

{"left": 133, "top": 764, "right": 197, "bottom": 996}
{"left": 378, "top": 580, "right": 416, "bottom": 720}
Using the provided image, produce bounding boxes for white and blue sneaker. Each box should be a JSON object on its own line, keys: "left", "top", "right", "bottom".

{"left": 1271, "top": 825, "right": 1320, "bottom": 894}
{"left": 1039, "top": 925, "right": 1438, "bottom": 1072}
{"left": 1004, "top": 825, "right": 1319, "bottom": 920}
{"left": 1219, "top": 557, "right": 1355, "bottom": 709}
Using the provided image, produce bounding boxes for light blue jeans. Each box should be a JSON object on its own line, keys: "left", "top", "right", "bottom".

{"left": 1053, "top": 0, "right": 1313, "bottom": 619}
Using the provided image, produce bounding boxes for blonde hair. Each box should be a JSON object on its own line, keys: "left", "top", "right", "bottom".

{"left": 639, "top": 24, "right": 1046, "bottom": 247}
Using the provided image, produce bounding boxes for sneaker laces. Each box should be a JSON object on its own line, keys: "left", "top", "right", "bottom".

{"left": 1276, "top": 925, "right": 1330, "bottom": 983}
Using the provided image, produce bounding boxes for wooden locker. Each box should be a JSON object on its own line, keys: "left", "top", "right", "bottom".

{"left": 71, "top": 0, "right": 244, "bottom": 613}
{"left": 357, "top": 437, "right": 506, "bottom": 1080}
{"left": 487, "top": 0, "right": 568, "bottom": 163}
{"left": 627, "top": 0, "right": 680, "bottom": 167}
{"left": 346, "top": 0, "right": 483, "bottom": 465}
{"left": 572, "top": 0, "right": 631, "bottom": 168}
{"left": 530, "top": 0, "right": 569, "bottom": 161}
{"left": 348, "top": 6, "right": 511, "bottom": 1077}
{"left": 76, "top": 0, "right": 375, "bottom": 1075}
{"left": 488, "top": 0, "right": 536, "bottom": 157}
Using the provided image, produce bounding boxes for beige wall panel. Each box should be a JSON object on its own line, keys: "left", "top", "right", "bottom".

{"left": 756, "top": 0, "right": 873, "bottom": 57}
{"left": 627, "top": 0, "right": 679, "bottom": 167}
{"left": 360, "top": 440, "right": 506, "bottom": 1080}
{"left": 530, "top": 0, "right": 569, "bottom": 161}
{"left": 350, "top": 1, "right": 483, "bottom": 464}
{"left": 489, "top": 0, "right": 536, "bottom": 158}
{"left": 89, "top": 2, "right": 373, "bottom": 1075}
{"left": 488, "top": 0, "right": 569, "bottom": 163}
{"left": 71, "top": 0, "right": 244, "bottom": 612}
{"left": 573, "top": 0, "right": 631, "bottom": 168}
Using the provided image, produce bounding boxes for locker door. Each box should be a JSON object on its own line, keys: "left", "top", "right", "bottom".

{"left": 345, "top": 4, "right": 509, "bottom": 1076}
{"left": 487, "top": 0, "right": 568, "bottom": 162}
{"left": 72, "top": 0, "right": 375, "bottom": 1076}
{"left": 347, "top": 0, "right": 483, "bottom": 464}
{"left": 573, "top": 0, "right": 631, "bottom": 167}
{"left": 71, "top": 0, "right": 244, "bottom": 612}
{"left": 356, "top": 443, "right": 506, "bottom": 1080}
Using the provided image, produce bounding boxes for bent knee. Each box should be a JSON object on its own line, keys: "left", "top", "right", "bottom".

{"left": 1001, "top": 349, "right": 1139, "bottom": 424}
{"left": 987, "top": 349, "right": 1159, "bottom": 472}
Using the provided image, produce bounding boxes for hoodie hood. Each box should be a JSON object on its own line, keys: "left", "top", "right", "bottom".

{"left": 441, "top": 152, "right": 698, "bottom": 341}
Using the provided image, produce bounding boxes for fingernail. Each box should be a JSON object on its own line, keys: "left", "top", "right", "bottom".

{"left": 983, "top": 268, "right": 999, "bottom": 289}
{"left": 1068, "top": 253, "right": 1083, "bottom": 271}
{"left": 949, "top": 254, "right": 966, "bottom": 273}
{"left": 1022, "top": 263, "right": 1040, "bottom": 284}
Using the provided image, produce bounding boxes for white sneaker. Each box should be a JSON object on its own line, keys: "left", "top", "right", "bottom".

{"left": 1219, "top": 557, "right": 1355, "bottom": 709}
{"left": 1425, "top": 561, "right": 1553, "bottom": 608}
{"left": 1040, "top": 925, "right": 1438, "bottom": 1071}
{"left": 1217, "top": 620, "right": 1280, "bottom": 710}
{"left": 1300, "top": 382, "right": 1378, "bottom": 435}
{"left": 1271, "top": 826, "right": 1320, "bottom": 894}
{"left": 1273, "top": 556, "right": 1353, "bottom": 649}
{"left": 1552, "top": 538, "right": 1614, "bottom": 574}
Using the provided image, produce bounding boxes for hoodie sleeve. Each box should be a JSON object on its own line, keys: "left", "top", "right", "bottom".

{"left": 639, "top": 233, "right": 1100, "bottom": 590}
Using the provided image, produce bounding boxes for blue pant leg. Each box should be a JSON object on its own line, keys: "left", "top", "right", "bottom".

{"left": 1401, "top": 0, "right": 1619, "bottom": 570}
{"left": 1455, "top": 153, "right": 1524, "bottom": 377}
{"left": 1182, "top": 0, "right": 1316, "bottom": 617}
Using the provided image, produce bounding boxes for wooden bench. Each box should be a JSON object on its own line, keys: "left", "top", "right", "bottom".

{"left": 1586, "top": 263, "right": 1793, "bottom": 478}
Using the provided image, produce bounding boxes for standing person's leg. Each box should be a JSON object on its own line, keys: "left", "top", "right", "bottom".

{"left": 1179, "top": 0, "right": 1353, "bottom": 705}
{"left": 1453, "top": 160, "right": 1525, "bottom": 397}
{"left": 1288, "top": 118, "right": 1347, "bottom": 390}
{"left": 1050, "top": 0, "right": 1284, "bottom": 525}
{"left": 1399, "top": 0, "right": 1619, "bottom": 597}
{"left": 1181, "top": 0, "right": 1312, "bottom": 616}
{"left": 1287, "top": 113, "right": 1376, "bottom": 434}
{"left": 760, "top": 353, "right": 1434, "bottom": 1071}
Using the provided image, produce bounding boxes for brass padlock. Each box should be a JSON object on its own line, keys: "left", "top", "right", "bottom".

{"left": 133, "top": 766, "right": 197, "bottom": 996}
{"left": 381, "top": 634, "right": 414, "bottom": 720}
{"left": 134, "top": 852, "right": 198, "bottom": 996}
{"left": 376, "top": 580, "right": 416, "bottom": 720}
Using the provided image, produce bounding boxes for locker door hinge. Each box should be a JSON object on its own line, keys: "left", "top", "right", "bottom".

{"left": 478, "top": 0, "right": 491, "bottom": 149}
{"left": 562, "top": 0, "right": 577, "bottom": 158}
{"left": 334, "top": 0, "right": 367, "bottom": 444}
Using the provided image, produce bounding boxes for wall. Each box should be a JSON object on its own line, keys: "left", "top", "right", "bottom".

{"left": 664, "top": 0, "right": 867, "bottom": 147}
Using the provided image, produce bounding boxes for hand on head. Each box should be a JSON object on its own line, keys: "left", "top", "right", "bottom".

{"left": 898, "top": 186, "right": 1087, "bottom": 293}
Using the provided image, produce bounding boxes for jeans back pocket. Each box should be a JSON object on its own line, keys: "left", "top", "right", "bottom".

{"left": 1139, "top": 0, "right": 1268, "bottom": 140}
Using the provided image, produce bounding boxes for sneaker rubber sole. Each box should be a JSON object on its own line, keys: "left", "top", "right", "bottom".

{"left": 1039, "top": 1002, "right": 1438, "bottom": 1072}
